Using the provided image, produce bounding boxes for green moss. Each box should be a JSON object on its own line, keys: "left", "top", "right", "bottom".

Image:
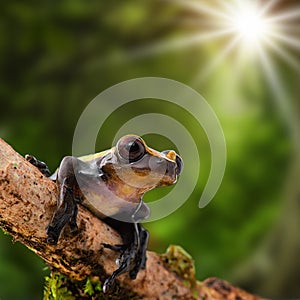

{"left": 43, "top": 272, "right": 138, "bottom": 300}
{"left": 161, "top": 245, "right": 197, "bottom": 289}
{"left": 44, "top": 273, "right": 75, "bottom": 300}
{"left": 1, "top": 228, "right": 10, "bottom": 236}
{"left": 84, "top": 277, "right": 94, "bottom": 296}
{"left": 44, "top": 273, "right": 104, "bottom": 299}
{"left": 84, "top": 277, "right": 102, "bottom": 296}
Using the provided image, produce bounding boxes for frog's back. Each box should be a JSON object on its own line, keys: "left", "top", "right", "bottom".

{"left": 49, "top": 149, "right": 112, "bottom": 180}
{"left": 78, "top": 149, "right": 112, "bottom": 162}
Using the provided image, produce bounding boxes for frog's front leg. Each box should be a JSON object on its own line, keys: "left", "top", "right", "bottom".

{"left": 46, "top": 156, "right": 82, "bottom": 244}
{"left": 26, "top": 155, "right": 80, "bottom": 242}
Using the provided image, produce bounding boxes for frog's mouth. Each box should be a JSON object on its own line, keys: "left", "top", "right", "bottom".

{"left": 175, "top": 154, "right": 183, "bottom": 175}
{"left": 145, "top": 153, "right": 182, "bottom": 187}
{"left": 132, "top": 150, "right": 183, "bottom": 187}
{"left": 158, "top": 160, "right": 179, "bottom": 186}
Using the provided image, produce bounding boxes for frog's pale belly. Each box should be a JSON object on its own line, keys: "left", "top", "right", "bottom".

{"left": 78, "top": 176, "right": 140, "bottom": 220}
{"left": 82, "top": 190, "right": 140, "bottom": 220}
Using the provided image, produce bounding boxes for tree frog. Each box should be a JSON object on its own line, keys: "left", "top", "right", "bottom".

{"left": 26, "top": 135, "right": 183, "bottom": 293}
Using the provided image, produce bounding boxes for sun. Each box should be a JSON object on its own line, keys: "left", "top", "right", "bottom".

{"left": 230, "top": 2, "right": 270, "bottom": 44}
{"left": 234, "top": 12, "right": 264, "bottom": 39}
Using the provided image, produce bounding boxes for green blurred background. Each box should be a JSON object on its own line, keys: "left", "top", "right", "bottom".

{"left": 0, "top": 0, "right": 299, "bottom": 299}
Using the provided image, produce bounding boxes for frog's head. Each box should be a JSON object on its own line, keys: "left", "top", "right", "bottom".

{"left": 101, "top": 135, "right": 183, "bottom": 199}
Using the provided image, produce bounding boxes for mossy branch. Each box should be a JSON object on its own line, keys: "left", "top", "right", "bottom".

{"left": 0, "top": 139, "right": 262, "bottom": 299}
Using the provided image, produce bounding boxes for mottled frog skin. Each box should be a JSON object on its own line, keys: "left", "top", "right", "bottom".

{"left": 26, "top": 135, "right": 183, "bottom": 292}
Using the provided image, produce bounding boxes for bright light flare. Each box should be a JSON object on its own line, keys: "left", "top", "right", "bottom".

{"left": 123, "top": 0, "right": 300, "bottom": 80}
{"left": 230, "top": 2, "right": 270, "bottom": 43}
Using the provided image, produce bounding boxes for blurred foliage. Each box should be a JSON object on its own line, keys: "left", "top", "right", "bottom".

{"left": 0, "top": 0, "right": 298, "bottom": 299}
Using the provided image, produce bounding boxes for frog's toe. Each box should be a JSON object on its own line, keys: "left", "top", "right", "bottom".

{"left": 103, "top": 277, "right": 114, "bottom": 293}
{"left": 102, "top": 243, "right": 126, "bottom": 252}
{"left": 46, "top": 226, "right": 59, "bottom": 244}
{"left": 128, "top": 246, "right": 147, "bottom": 279}
{"left": 129, "top": 267, "right": 139, "bottom": 280}
{"left": 25, "top": 154, "right": 51, "bottom": 176}
{"left": 69, "top": 223, "right": 79, "bottom": 235}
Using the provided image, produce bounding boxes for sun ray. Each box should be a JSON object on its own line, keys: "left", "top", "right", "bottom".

{"left": 127, "top": 28, "right": 236, "bottom": 60}
{"left": 166, "top": 0, "right": 232, "bottom": 21}
{"left": 215, "top": 0, "right": 238, "bottom": 16}
{"left": 192, "top": 35, "right": 241, "bottom": 84}
{"left": 266, "top": 7, "right": 300, "bottom": 23}
{"left": 259, "top": 0, "right": 281, "bottom": 16}
{"left": 257, "top": 43, "right": 300, "bottom": 150}
{"left": 257, "top": 45, "right": 288, "bottom": 123}
{"left": 263, "top": 36, "right": 300, "bottom": 71}
{"left": 271, "top": 23, "right": 300, "bottom": 33}
{"left": 267, "top": 31, "right": 300, "bottom": 50}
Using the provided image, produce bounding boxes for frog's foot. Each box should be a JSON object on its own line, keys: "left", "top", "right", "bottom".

{"left": 46, "top": 196, "right": 79, "bottom": 244}
{"left": 25, "top": 154, "right": 51, "bottom": 177}
{"left": 46, "top": 203, "right": 78, "bottom": 244}
{"left": 102, "top": 224, "right": 149, "bottom": 293}
{"left": 102, "top": 242, "right": 137, "bottom": 293}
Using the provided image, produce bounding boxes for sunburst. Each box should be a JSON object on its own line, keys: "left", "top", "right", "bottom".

{"left": 172, "top": 0, "right": 300, "bottom": 77}
{"left": 127, "top": 0, "right": 300, "bottom": 88}
{"left": 125, "top": 0, "right": 300, "bottom": 146}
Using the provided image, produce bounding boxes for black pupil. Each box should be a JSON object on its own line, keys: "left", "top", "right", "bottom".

{"left": 127, "top": 141, "right": 139, "bottom": 153}
{"left": 124, "top": 139, "right": 144, "bottom": 162}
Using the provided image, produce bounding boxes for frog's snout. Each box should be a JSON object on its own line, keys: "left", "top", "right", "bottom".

{"left": 175, "top": 154, "right": 183, "bottom": 175}
{"left": 162, "top": 150, "right": 183, "bottom": 176}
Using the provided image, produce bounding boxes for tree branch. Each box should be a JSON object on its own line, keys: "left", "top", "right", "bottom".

{"left": 0, "top": 138, "right": 262, "bottom": 299}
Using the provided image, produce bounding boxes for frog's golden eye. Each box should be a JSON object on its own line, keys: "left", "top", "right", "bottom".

{"left": 117, "top": 135, "right": 146, "bottom": 163}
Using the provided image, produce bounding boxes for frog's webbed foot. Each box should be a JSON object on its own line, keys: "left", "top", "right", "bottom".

{"left": 102, "top": 222, "right": 149, "bottom": 293}
{"left": 25, "top": 154, "right": 51, "bottom": 177}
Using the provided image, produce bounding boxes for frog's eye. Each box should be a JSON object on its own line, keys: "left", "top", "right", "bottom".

{"left": 117, "top": 136, "right": 146, "bottom": 163}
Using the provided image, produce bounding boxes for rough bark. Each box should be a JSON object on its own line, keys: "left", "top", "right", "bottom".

{"left": 0, "top": 138, "right": 262, "bottom": 299}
